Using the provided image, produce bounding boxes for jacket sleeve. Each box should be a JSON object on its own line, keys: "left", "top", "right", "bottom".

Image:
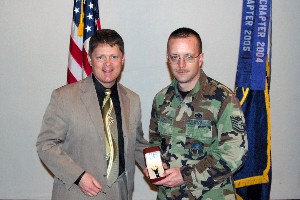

{"left": 36, "top": 90, "right": 84, "bottom": 189}
{"left": 181, "top": 94, "right": 248, "bottom": 193}
{"left": 134, "top": 96, "right": 149, "bottom": 169}
{"left": 149, "top": 98, "right": 162, "bottom": 148}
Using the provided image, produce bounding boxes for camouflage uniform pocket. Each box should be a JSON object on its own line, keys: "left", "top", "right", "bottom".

{"left": 158, "top": 117, "right": 173, "bottom": 136}
{"left": 186, "top": 119, "right": 213, "bottom": 141}
{"left": 185, "top": 120, "right": 214, "bottom": 161}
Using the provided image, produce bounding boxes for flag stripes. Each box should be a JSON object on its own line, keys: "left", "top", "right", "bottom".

{"left": 67, "top": 0, "right": 101, "bottom": 84}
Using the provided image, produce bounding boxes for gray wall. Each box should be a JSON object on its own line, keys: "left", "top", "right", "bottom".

{"left": 0, "top": 0, "right": 299, "bottom": 199}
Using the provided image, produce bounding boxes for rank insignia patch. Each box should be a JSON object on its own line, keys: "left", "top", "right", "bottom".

{"left": 230, "top": 116, "right": 245, "bottom": 132}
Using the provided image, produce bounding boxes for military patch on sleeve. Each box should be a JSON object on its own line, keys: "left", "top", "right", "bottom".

{"left": 230, "top": 116, "right": 245, "bottom": 132}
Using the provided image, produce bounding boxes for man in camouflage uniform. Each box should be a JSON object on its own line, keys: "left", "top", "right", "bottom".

{"left": 149, "top": 27, "right": 248, "bottom": 200}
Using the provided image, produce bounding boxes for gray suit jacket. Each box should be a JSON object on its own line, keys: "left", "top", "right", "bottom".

{"left": 37, "top": 76, "right": 148, "bottom": 200}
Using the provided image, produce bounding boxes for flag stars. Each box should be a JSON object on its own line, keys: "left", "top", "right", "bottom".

{"left": 85, "top": 25, "right": 92, "bottom": 32}
{"left": 74, "top": 7, "right": 80, "bottom": 14}
{"left": 87, "top": 13, "right": 93, "bottom": 20}
{"left": 88, "top": 2, "right": 93, "bottom": 9}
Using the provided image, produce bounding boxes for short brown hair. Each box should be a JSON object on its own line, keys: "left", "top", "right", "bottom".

{"left": 89, "top": 29, "right": 124, "bottom": 55}
{"left": 167, "top": 27, "right": 202, "bottom": 53}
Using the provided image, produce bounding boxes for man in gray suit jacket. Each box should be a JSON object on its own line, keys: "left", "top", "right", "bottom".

{"left": 36, "top": 29, "right": 149, "bottom": 199}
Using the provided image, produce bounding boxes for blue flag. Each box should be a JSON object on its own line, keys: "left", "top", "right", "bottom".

{"left": 233, "top": 0, "right": 272, "bottom": 200}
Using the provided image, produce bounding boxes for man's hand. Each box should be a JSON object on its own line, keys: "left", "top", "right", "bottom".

{"left": 79, "top": 172, "right": 102, "bottom": 196}
{"left": 143, "top": 163, "right": 168, "bottom": 178}
{"left": 152, "top": 167, "right": 184, "bottom": 188}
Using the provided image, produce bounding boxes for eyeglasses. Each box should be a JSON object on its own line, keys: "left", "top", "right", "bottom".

{"left": 96, "top": 55, "right": 121, "bottom": 62}
{"left": 168, "top": 53, "right": 202, "bottom": 65}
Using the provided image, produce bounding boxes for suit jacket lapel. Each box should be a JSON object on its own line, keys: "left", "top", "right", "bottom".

{"left": 79, "top": 79, "right": 129, "bottom": 156}
{"left": 80, "top": 76, "right": 105, "bottom": 142}
{"left": 118, "top": 83, "right": 130, "bottom": 155}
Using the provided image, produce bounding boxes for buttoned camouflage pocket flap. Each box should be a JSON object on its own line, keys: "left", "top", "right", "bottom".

{"left": 186, "top": 119, "right": 213, "bottom": 142}
{"left": 158, "top": 117, "right": 173, "bottom": 136}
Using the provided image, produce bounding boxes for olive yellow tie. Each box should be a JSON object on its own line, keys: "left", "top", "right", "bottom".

{"left": 102, "top": 89, "right": 119, "bottom": 186}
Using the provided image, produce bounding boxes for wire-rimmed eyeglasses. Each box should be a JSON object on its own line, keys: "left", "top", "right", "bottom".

{"left": 168, "top": 53, "right": 202, "bottom": 65}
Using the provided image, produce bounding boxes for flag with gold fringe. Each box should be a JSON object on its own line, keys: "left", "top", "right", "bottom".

{"left": 233, "top": 0, "right": 272, "bottom": 199}
{"left": 67, "top": 0, "right": 101, "bottom": 84}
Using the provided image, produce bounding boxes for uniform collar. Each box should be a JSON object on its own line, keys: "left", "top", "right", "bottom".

{"left": 169, "top": 69, "right": 207, "bottom": 98}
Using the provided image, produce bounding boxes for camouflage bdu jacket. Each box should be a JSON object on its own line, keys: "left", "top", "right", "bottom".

{"left": 149, "top": 70, "right": 248, "bottom": 200}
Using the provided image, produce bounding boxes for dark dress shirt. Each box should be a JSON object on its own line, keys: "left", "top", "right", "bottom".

{"left": 92, "top": 74, "right": 125, "bottom": 176}
{"left": 75, "top": 75, "right": 126, "bottom": 185}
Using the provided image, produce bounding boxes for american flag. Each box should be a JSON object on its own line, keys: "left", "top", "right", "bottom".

{"left": 67, "top": 0, "right": 101, "bottom": 84}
